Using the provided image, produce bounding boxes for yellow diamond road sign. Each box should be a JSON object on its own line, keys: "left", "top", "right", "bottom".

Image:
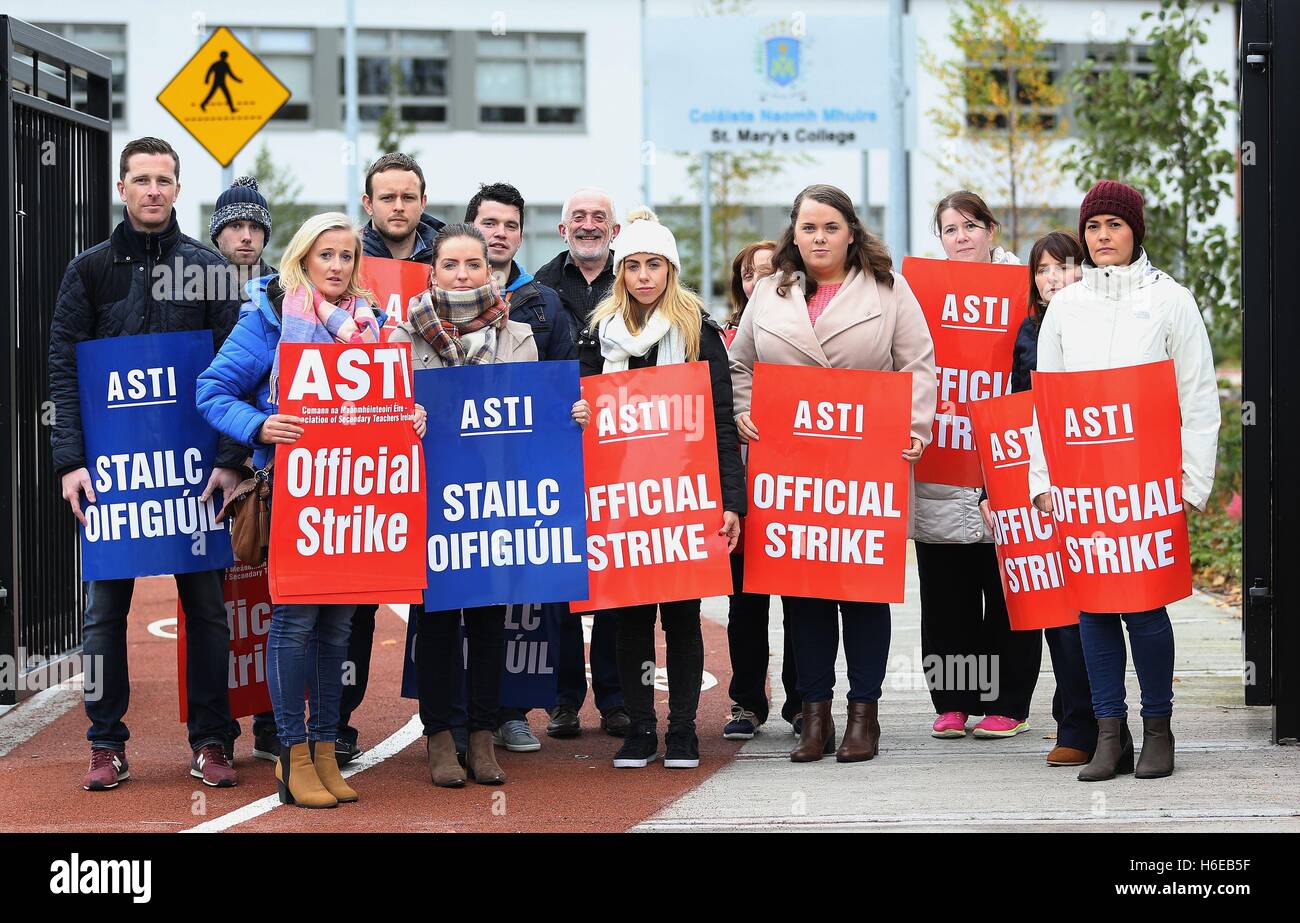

{"left": 156, "top": 27, "right": 291, "bottom": 167}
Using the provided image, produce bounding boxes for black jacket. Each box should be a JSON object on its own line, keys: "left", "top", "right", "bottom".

{"left": 504, "top": 262, "right": 576, "bottom": 361}
{"left": 361, "top": 212, "right": 445, "bottom": 265}
{"left": 1011, "top": 312, "right": 1040, "bottom": 394}
{"left": 533, "top": 248, "right": 615, "bottom": 338}
{"left": 48, "top": 209, "right": 245, "bottom": 475}
{"left": 577, "top": 311, "right": 746, "bottom": 517}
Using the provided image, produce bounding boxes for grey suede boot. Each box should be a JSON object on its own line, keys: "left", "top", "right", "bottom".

{"left": 1077, "top": 717, "right": 1134, "bottom": 782}
{"left": 1134, "top": 716, "right": 1175, "bottom": 779}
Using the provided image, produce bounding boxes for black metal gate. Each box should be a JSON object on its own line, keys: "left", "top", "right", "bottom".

{"left": 0, "top": 18, "right": 111, "bottom": 705}
{"left": 1241, "top": 0, "right": 1299, "bottom": 743}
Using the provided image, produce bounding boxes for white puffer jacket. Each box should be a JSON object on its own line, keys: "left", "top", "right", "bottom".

{"left": 1027, "top": 248, "right": 1220, "bottom": 510}
{"left": 913, "top": 246, "right": 1019, "bottom": 545}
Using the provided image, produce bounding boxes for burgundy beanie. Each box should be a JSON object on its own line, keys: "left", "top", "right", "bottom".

{"left": 1078, "top": 180, "right": 1145, "bottom": 255}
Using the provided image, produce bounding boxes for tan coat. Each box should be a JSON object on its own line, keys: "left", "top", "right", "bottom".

{"left": 729, "top": 267, "right": 937, "bottom": 445}
{"left": 729, "top": 267, "right": 938, "bottom": 537}
{"left": 388, "top": 319, "right": 538, "bottom": 369}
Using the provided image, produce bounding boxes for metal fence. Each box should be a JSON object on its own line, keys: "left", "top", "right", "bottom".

{"left": 1, "top": 18, "right": 111, "bottom": 704}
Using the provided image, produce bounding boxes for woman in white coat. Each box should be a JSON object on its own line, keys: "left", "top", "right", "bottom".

{"left": 1029, "top": 180, "right": 1221, "bottom": 782}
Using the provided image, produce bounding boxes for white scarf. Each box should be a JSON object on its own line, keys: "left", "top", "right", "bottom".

{"left": 597, "top": 310, "right": 686, "bottom": 373}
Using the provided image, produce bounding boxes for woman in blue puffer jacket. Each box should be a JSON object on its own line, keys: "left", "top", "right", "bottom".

{"left": 197, "top": 212, "right": 426, "bottom": 810}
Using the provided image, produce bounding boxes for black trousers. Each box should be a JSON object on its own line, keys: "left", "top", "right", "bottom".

{"left": 1046, "top": 624, "right": 1098, "bottom": 751}
{"left": 915, "top": 541, "right": 1042, "bottom": 719}
{"left": 336, "top": 603, "right": 377, "bottom": 748}
{"left": 612, "top": 599, "right": 704, "bottom": 733}
{"left": 417, "top": 605, "right": 505, "bottom": 736}
{"left": 725, "top": 553, "right": 801, "bottom": 724}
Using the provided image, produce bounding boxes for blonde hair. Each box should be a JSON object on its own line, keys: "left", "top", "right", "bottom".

{"left": 591, "top": 207, "right": 702, "bottom": 361}
{"left": 278, "top": 212, "right": 376, "bottom": 304}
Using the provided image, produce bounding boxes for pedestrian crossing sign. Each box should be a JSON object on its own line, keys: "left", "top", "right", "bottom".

{"left": 156, "top": 27, "right": 291, "bottom": 167}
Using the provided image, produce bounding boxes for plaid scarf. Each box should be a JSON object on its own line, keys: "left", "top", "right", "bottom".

{"left": 407, "top": 282, "right": 508, "bottom": 366}
{"left": 270, "top": 282, "right": 380, "bottom": 402}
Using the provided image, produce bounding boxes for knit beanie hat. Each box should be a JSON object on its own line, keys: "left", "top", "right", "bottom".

{"left": 210, "top": 175, "right": 272, "bottom": 244}
{"left": 613, "top": 207, "right": 681, "bottom": 272}
{"left": 1078, "top": 180, "right": 1145, "bottom": 253}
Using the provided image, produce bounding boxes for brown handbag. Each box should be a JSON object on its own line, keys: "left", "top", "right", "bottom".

{"left": 218, "top": 463, "right": 273, "bottom": 565}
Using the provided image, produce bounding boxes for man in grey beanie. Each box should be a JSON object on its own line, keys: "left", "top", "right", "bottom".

{"left": 210, "top": 176, "right": 279, "bottom": 763}
{"left": 210, "top": 175, "right": 275, "bottom": 302}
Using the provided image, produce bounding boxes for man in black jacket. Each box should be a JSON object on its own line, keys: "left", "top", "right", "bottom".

{"left": 528, "top": 187, "right": 630, "bottom": 740}
{"left": 360, "top": 152, "right": 445, "bottom": 264}
{"left": 48, "top": 137, "right": 243, "bottom": 792}
{"left": 532, "top": 186, "right": 621, "bottom": 337}
{"left": 337, "top": 152, "right": 448, "bottom": 767}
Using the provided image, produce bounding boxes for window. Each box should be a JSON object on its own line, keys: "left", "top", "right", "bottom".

{"left": 963, "top": 42, "right": 1064, "bottom": 133}
{"left": 34, "top": 22, "right": 127, "bottom": 124}
{"left": 964, "top": 42, "right": 1154, "bottom": 137}
{"left": 227, "top": 27, "right": 314, "bottom": 123}
{"left": 342, "top": 30, "right": 450, "bottom": 125}
{"left": 476, "top": 32, "right": 584, "bottom": 128}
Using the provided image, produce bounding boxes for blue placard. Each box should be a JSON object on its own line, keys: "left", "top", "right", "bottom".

{"left": 417, "top": 361, "right": 589, "bottom": 610}
{"left": 76, "top": 331, "right": 235, "bottom": 580}
{"left": 399, "top": 602, "right": 560, "bottom": 710}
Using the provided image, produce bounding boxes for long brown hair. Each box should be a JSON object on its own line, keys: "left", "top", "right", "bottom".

{"left": 771, "top": 184, "right": 894, "bottom": 298}
{"left": 1027, "top": 231, "right": 1085, "bottom": 323}
{"left": 727, "top": 240, "right": 777, "bottom": 325}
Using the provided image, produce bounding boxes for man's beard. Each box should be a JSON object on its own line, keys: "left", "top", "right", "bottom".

{"left": 378, "top": 218, "right": 418, "bottom": 245}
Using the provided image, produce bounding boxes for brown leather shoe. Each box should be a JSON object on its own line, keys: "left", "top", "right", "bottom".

{"left": 790, "top": 701, "right": 836, "bottom": 762}
{"left": 466, "top": 730, "right": 506, "bottom": 785}
{"left": 836, "top": 701, "right": 880, "bottom": 762}
{"left": 1046, "top": 745, "right": 1092, "bottom": 766}
{"left": 427, "top": 731, "right": 467, "bottom": 788}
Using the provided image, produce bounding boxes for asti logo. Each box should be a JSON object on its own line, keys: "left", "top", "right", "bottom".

{"left": 1064, "top": 403, "right": 1135, "bottom": 445}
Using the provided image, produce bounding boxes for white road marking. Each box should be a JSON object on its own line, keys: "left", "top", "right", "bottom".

{"left": 0, "top": 673, "right": 83, "bottom": 758}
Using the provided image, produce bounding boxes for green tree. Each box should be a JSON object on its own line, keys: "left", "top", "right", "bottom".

{"left": 1064, "top": 0, "right": 1238, "bottom": 361}
{"left": 374, "top": 61, "right": 415, "bottom": 158}
{"left": 924, "top": 0, "right": 1067, "bottom": 252}
{"left": 249, "top": 142, "right": 318, "bottom": 267}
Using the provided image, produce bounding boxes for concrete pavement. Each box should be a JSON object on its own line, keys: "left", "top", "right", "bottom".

{"left": 638, "top": 548, "right": 1299, "bottom": 832}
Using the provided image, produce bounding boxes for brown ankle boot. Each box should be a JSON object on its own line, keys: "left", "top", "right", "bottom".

{"left": 275, "top": 742, "right": 338, "bottom": 808}
{"left": 836, "top": 701, "right": 880, "bottom": 762}
{"left": 310, "top": 740, "right": 358, "bottom": 802}
{"left": 1134, "top": 716, "right": 1174, "bottom": 779}
{"left": 1077, "top": 717, "right": 1134, "bottom": 782}
{"left": 466, "top": 730, "right": 506, "bottom": 784}
{"left": 427, "top": 731, "right": 467, "bottom": 788}
{"left": 790, "top": 701, "right": 835, "bottom": 762}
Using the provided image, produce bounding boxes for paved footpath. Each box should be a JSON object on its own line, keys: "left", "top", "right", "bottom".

{"left": 638, "top": 550, "right": 1300, "bottom": 833}
{"left": 1, "top": 551, "right": 1294, "bottom": 833}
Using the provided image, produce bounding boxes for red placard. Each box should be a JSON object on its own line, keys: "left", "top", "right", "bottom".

{"left": 269, "top": 342, "right": 427, "bottom": 604}
{"left": 360, "top": 255, "right": 429, "bottom": 337}
{"left": 901, "top": 256, "right": 1029, "bottom": 487}
{"left": 1031, "top": 359, "right": 1191, "bottom": 612}
{"left": 970, "top": 391, "right": 1078, "bottom": 629}
{"left": 571, "top": 363, "right": 732, "bottom": 612}
{"left": 742, "top": 363, "right": 912, "bottom": 603}
{"left": 177, "top": 561, "right": 273, "bottom": 721}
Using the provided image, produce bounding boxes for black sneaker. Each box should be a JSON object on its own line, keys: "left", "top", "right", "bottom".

{"left": 334, "top": 738, "right": 363, "bottom": 767}
{"left": 792, "top": 715, "right": 803, "bottom": 737}
{"left": 612, "top": 729, "right": 659, "bottom": 768}
{"left": 600, "top": 706, "right": 631, "bottom": 738}
{"left": 664, "top": 729, "right": 700, "bottom": 768}
{"left": 252, "top": 726, "right": 280, "bottom": 762}
{"left": 546, "top": 704, "right": 581, "bottom": 738}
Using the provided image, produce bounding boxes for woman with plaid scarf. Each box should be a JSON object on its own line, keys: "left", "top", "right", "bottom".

{"left": 391, "top": 223, "right": 589, "bottom": 788}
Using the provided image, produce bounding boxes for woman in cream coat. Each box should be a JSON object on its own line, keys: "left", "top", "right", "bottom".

{"left": 730, "top": 183, "right": 936, "bottom": 764}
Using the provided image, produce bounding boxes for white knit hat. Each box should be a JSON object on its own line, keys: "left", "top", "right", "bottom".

{"left": 613, "top": 207, "right": 681, "bottom": 272}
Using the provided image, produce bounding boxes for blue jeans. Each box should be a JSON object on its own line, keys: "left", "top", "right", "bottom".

{"left": 83, "top": 571, "right": 232, "bottom": 752}
{"left": 1078, "top": 608, "right": 1174, "bottom": 720}
{"left": 784, "top": 597, "right": 891, "bottom": 703}
{"left": 267, "top": 603, "right": 355, "bottom": 746}
{"left": 1045, "top": 624, "right": 1098, "bottom": 750}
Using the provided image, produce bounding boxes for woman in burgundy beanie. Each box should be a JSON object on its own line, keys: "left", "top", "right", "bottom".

{"left": 1028, "top": 179, "right": 1221, "bottom": 783}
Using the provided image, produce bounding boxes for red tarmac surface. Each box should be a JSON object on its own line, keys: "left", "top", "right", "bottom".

{"left": 0, "top": 577, "right": 745, "bottom": 833}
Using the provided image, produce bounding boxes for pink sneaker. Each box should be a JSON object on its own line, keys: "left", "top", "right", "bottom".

{"left": 931, "top": 712, "right": 968, "bottom": 738}
{"left": 973, "top": 715, "right": 1029, "bottom": 738}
